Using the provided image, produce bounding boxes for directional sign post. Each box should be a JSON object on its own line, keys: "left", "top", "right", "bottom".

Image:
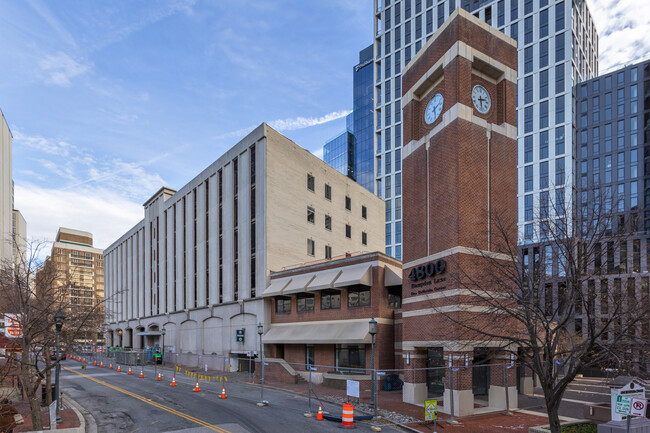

{"left": 425, "top": 400, "right": 438, "bottom": 433}
{"left": 616, "top": 395, "right": 633, "bottom": 415}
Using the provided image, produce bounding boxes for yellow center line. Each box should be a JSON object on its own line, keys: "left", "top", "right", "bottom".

{"left": 63, "top": 366, "right": 231, "bottom": 433}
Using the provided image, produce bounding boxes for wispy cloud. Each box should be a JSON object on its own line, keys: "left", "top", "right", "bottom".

{"left": 38, "top": 51, "right": 91, "bottom": 87}
{"left": 213, "top": 109, "right": 352, "bottom": 142}
{"left": 590, "top": 0, "right": 650, "bottom": 71}
{"left": 13, "top": 129, "right": 165, "bottom": 202}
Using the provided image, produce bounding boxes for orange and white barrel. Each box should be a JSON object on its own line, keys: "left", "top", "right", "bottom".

{"left": 341, "top": 402, "right": 354, "bottom": 428}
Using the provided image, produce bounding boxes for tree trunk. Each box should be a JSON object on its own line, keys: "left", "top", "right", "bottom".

{"left": 546, "top": 400, "right": 561, "bottom": 433}
{"left": 20, "top": 363, "right": 43, "bottom": 431}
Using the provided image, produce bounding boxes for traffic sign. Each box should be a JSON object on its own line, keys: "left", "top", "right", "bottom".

{"left": 631, "top": 398, "right": 647, "bottom": 417}
{"left": 615, "top": 395, "right": 632, "bottom": 415}
{"left": 425, "top": 399, "right": 437, "bottom": 421}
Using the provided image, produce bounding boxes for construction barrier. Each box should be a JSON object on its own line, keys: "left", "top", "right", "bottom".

{"left": 341, "top": 403, "right": 354, "bottom": 428}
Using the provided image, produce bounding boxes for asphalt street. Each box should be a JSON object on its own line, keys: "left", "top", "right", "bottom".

{"left": 61, "top": 361, "right": 402, "bottom": 433}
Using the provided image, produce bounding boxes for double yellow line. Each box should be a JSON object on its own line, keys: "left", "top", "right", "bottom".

{"left": 63, "top": 366, "right": 231, "bottom": 433}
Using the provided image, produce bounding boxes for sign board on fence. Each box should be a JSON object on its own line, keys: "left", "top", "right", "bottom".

{"left": 49, "top": 401, "right": 57, "bottom": 430}
{"left": 346, "top": 380, "right": 360, "bottom": 398}
{"left": 630, "top": 398, "right": 648, "bottom": 417}
{"left": 615, "top": 395, "right": 633, "bottom": 415}
{"left": 424, "top": 400, "right": 437, "bottom": 421}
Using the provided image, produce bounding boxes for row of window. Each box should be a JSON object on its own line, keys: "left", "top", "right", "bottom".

{"left": 523, "top": 157, "right": 565, "bottom": 192}
{"left": 275, "top": 285, "right": 401, "bottom": 314}
{"left": 307, "top": 174, "right": 368, "bottom": 218}
{"left": 522, "top": 94, "right": 565, "bottom": 133}
{"left": 307, "top": 231, "right": 368, "bottom": 258}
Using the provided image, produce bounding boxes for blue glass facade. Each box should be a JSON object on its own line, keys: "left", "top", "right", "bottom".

{"left": 323, "top": 125, "right": 355, "bottom": 179}
{"left": 324, "top": 45, "right": 375, "bottom": 193}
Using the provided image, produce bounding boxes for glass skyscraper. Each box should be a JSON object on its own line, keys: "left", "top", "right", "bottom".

{"left": 374, "top": 0, "right": 598, "bottom": 258}
{"left": 324, "top": 45, "right": 375, "bottom": 193}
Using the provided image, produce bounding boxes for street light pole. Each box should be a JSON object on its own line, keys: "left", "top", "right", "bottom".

{"left": 257, "top": 322, "right": 267, "bottom": 405}
{"left": 368, "top": 318, "right": 377, "bottom": 415}
{"left": 161, "top": 327, "right": 166, "bottom": 367}
{"left": 54, "top": 309, "right": 66, "bottom": 424}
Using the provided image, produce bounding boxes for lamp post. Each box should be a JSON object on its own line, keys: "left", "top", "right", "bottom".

{"left": 161, "top": 327, "right": 166, "bottom": 367}
{"left": 368, "top": 318, "right": 378, "bottom": 414}
{"left": 257, "top": 322, "right": 267, "bottom": 405}
{"left": 54, "top": 309, "right": 66, "bottom": 423}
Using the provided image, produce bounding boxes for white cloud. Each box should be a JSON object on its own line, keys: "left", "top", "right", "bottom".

{"left": 590, "top": 0, "right": 650, "bottom": 71}
{"left": 14, "top": 183, "right": 143, "bottom": 251}
{"left": 12, "top": 129, "right": 75, "bottom": 157}
{"left": 38, "top": 51, "right": 91, "bottom": 86}
{"left": 312, "top": 147, "right": 324, "bottom": 160}
{"left": 213, "top": 109, "right": 352, "bottom": 142}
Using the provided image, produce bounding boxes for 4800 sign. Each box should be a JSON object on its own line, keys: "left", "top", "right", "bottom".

{"left": 408, "top": 259, "right": 447, "bottom": 282}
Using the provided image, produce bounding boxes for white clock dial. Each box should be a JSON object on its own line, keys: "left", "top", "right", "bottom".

{"left": 471, "top": 84, "right": 491, "bottom": 114}
{"left": 424, "top": 93, "right": 444, "bottom": 124}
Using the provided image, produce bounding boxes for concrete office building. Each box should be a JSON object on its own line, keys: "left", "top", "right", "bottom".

{"left": 103, "top": 124, "right": 384, "bottom": 371}
{"left": 374, "top": 0, "right": 598, "bottom": 256}
{"left": 324, "top": 45, "right": 376, "bottom": 193}
{"left": 0, "top": 109, "right": 12, "bottom": 264}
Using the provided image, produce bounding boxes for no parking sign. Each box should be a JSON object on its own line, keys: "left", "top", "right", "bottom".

{"left": 630, "top": 398, "right": 647, "bottom": 417}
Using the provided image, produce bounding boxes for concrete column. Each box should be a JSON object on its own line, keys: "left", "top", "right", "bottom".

{"left": 442, "top": 352, "right": 474, "bottom": 417}
{"left": 208, "top": 175, "right": 218, "bottom": 305}
{"left": 488, "top": 356, "right": 518, "bottom": 410}
{"left": 196, "top": 182, "right": 207, "bottom": 307}
{"left": 402, "top": 349, "right": 428, "bottom": 405}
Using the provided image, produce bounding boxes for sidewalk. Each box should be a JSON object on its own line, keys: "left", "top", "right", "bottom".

{"left": 13, "top": 395, "right": 84, "bottom": 433}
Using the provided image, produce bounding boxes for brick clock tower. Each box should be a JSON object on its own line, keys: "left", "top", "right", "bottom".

{"left": 400, "top": 9, "right": 518, "bottom": 416}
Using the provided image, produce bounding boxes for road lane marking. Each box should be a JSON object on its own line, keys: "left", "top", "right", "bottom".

{"left": 63, "top": 366, "right": 232, "bottom": 433}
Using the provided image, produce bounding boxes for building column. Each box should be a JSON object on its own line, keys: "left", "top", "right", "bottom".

{"left": 488, "top": 354, "right": 518, "bottom": 410}
{"left": 402, "top": 349, "right": 427, "bottom": 405}
{"left": 442, "top": 351, "right": 474, "bottom": 417}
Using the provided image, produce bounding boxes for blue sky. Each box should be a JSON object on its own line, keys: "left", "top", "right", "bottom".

{"left": 1, "top": 0, "right": 648, "bottom": 250}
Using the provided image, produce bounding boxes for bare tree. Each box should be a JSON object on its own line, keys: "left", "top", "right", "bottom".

{"left": 433, "top": 186, "right": 649, "bottom": 433}
{"left": 0, "top": 240, "right": 106, "bottom": 430}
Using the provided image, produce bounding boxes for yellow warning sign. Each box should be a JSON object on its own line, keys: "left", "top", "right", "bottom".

{"left": 425, "top": 400, "right": 437, "bottom": 421}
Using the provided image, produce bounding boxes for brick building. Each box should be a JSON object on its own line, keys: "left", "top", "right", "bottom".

{"left": 262, "top": 252, "right": 402, "bottom": 385}
{"left": 400, "top": 9, "right": 519, "bottom": 416}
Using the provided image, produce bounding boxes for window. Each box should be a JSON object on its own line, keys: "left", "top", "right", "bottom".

{"left": 307, "top": 207, "right": 315, "bottom": 224}
{"left": 321, "top": 289, "right": 341, "bottom": 310}
{"left": 524, "top": 76, "right": 533, "bottom": 104}
{"left": 307, "top": 239, "right": 315, "bottom": 256}
{"left": 325, "top": 215, "right": 332, "bottom": 231}
{"left": 305, "top": 345, "right": 314, "bottom": 370}
{"left": 555, "top": 157, "right": 565, "bottom": 185}
{"left": 345, "top": 196, "right": 351, "bottom": 210}
{"left": 335, "top": 345, "right": 365, "bottom": 371}
{"left": 361, "top": 205, "right": 367, "bottom": 220}
{"left": 540, "top": 68, "right": 549, "bottom": 97}
{"left": 362, "top": 232, "right": 368, "bottom": 246}
{"left": 555, "top": 32, "right": 564, "bottom": 62}
{"left": 540, "top": 101, "right": 549, "bottom": 128}
{"left": 348, "top": 285, "right": 371, "bottom": 307}
{"left": 555, "top": 2, "right": 564, "bottom": 31}
{"left": 510, "top": 22, "right": 518, "bottom": 42}
{"left": 388, "top": 287, "right": 401, "bottom": 308}
{"left": 540, "top": 41, "right": 549, "bottom": 68}
{"left": 555, "top": 64, "right": 564, "bottom": 93}
{"left": 345, "top": 224, "right": 351, "bottom": 238}
{"left": 524, "top": 16, "right": 533, "bottom": 44}
{"left": 525, "top": 194, "right": 533, "bottom": 221}
{"left": 539, "top": 8, "right": 548, "bottom": 37}
{"left": 325, "top": 184, "right": 331, "bottom": 200}
{"left": 555, "top": 96, "right": 564, "bottom": 123}
{"left": 540, "top": 161, "right": 549, "bottom": 188}
{"left": 540, "top": 130, "right": 549, "bottom": 159}
{"left": 325, "top": 245, "right": 332, "bottom": 259}
{"left": 524, "top": 135, "right": 533, "bottom": 163}
{"left": 275, "top": 296, "right": 291, "bottom": 314}
{"left": 524, "top": 106, "right": 533, "bottom": 133}
{"left": 524, "top": 47, "right": 533, "bottom": 74}
{"left": 525, "top": 165, "right": 533, "bottom": 192}
{"left": 307, "top": 174, "right": 315, "bottom": 192}
{"left": 297, "top": 294, "right": 315, "bottom": 312}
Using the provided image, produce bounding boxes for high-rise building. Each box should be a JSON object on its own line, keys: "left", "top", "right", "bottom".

{"left": 43, "top": 228, "right": 105, "bottom": 343}
{"left": 374, "top": 0, "right": 598, "bottom": 256}
{"left": 11, "top": 210, "right": 26, "bottom": 264}
{"left": 104, "top": 124, "right": 384, "bottom": 369}
{"left": 0, "top": 109, "right": 12, "bottom": 264}
{"left": 324, "top": 46, "right": 375, "bottom": 193}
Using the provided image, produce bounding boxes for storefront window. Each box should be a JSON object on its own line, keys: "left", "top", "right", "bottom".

{"left": 297, "top": 294, "right": 315, "bottom": 312}
{"left": 336, "top": 344, "right": 366, "bottom": 372}
{"left": 275, "top": 296, "right": 291, "bottom": 314}
{"left": 321, "top": 290, "right": 341, "bottom": 310}
{"left": 388, "top": 287, "right": 401, "bottom": 308}
{"left": 348, "top": 285, "right": 371, "bottom": 307}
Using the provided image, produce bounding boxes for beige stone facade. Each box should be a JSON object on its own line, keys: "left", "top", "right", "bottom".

{"left": 0, "top": 109, "right": 12, "bottom": 264}
{"left": 104, "top": 124, "right": 384, "bottom": 371}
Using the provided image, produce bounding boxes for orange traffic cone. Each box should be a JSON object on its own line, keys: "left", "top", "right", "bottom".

{"left": 109, "top": 363, "right": 113, "bottom": 370}
{"left": 139, "top": 369, "right": 144, "bottom": 378}
{"left": 193, "top": 380, "right": 200, "bottom": 392}
{"left": 157, "top": 372, "right": 162, "bottom": 381}
{"left": 220, "top": 386, "right": 227, "bottom": 399}
{"left": 171, "top": 377, "right": 177, "bottom": 387}
{"left": 316, "top": 404, "right": 324, "bottom": 420}
{"left": 100, "top": 361, "right": 104, "bottom": 368}
{"left": 117, "top": 365, "right": 121, "bottom": 372}
{"left": 93, "top": 360, "right": 97, "bottom": 366}
{"left": 83, "top": 358, "right": 86, "bottom": 363}
{"left": 128, "top": 367, "right": 132, "bottom": 375}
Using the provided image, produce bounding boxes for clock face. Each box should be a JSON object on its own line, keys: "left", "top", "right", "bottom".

{"left": 471, "top": 84, "right": 491, "bottom": 114}
{"left": 424, "top": 93, "right": 444, "bottom": 124}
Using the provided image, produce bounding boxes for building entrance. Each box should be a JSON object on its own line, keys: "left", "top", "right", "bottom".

{"left": 472, "top": 348, "right": 490, "bottom": 396}
{"left": 426, "top": 347, "right": 445, "bottom": 397}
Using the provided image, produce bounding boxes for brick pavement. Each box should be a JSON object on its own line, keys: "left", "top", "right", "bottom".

{"left": 12, "top": 400, "right": 80, "bottom": 432}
